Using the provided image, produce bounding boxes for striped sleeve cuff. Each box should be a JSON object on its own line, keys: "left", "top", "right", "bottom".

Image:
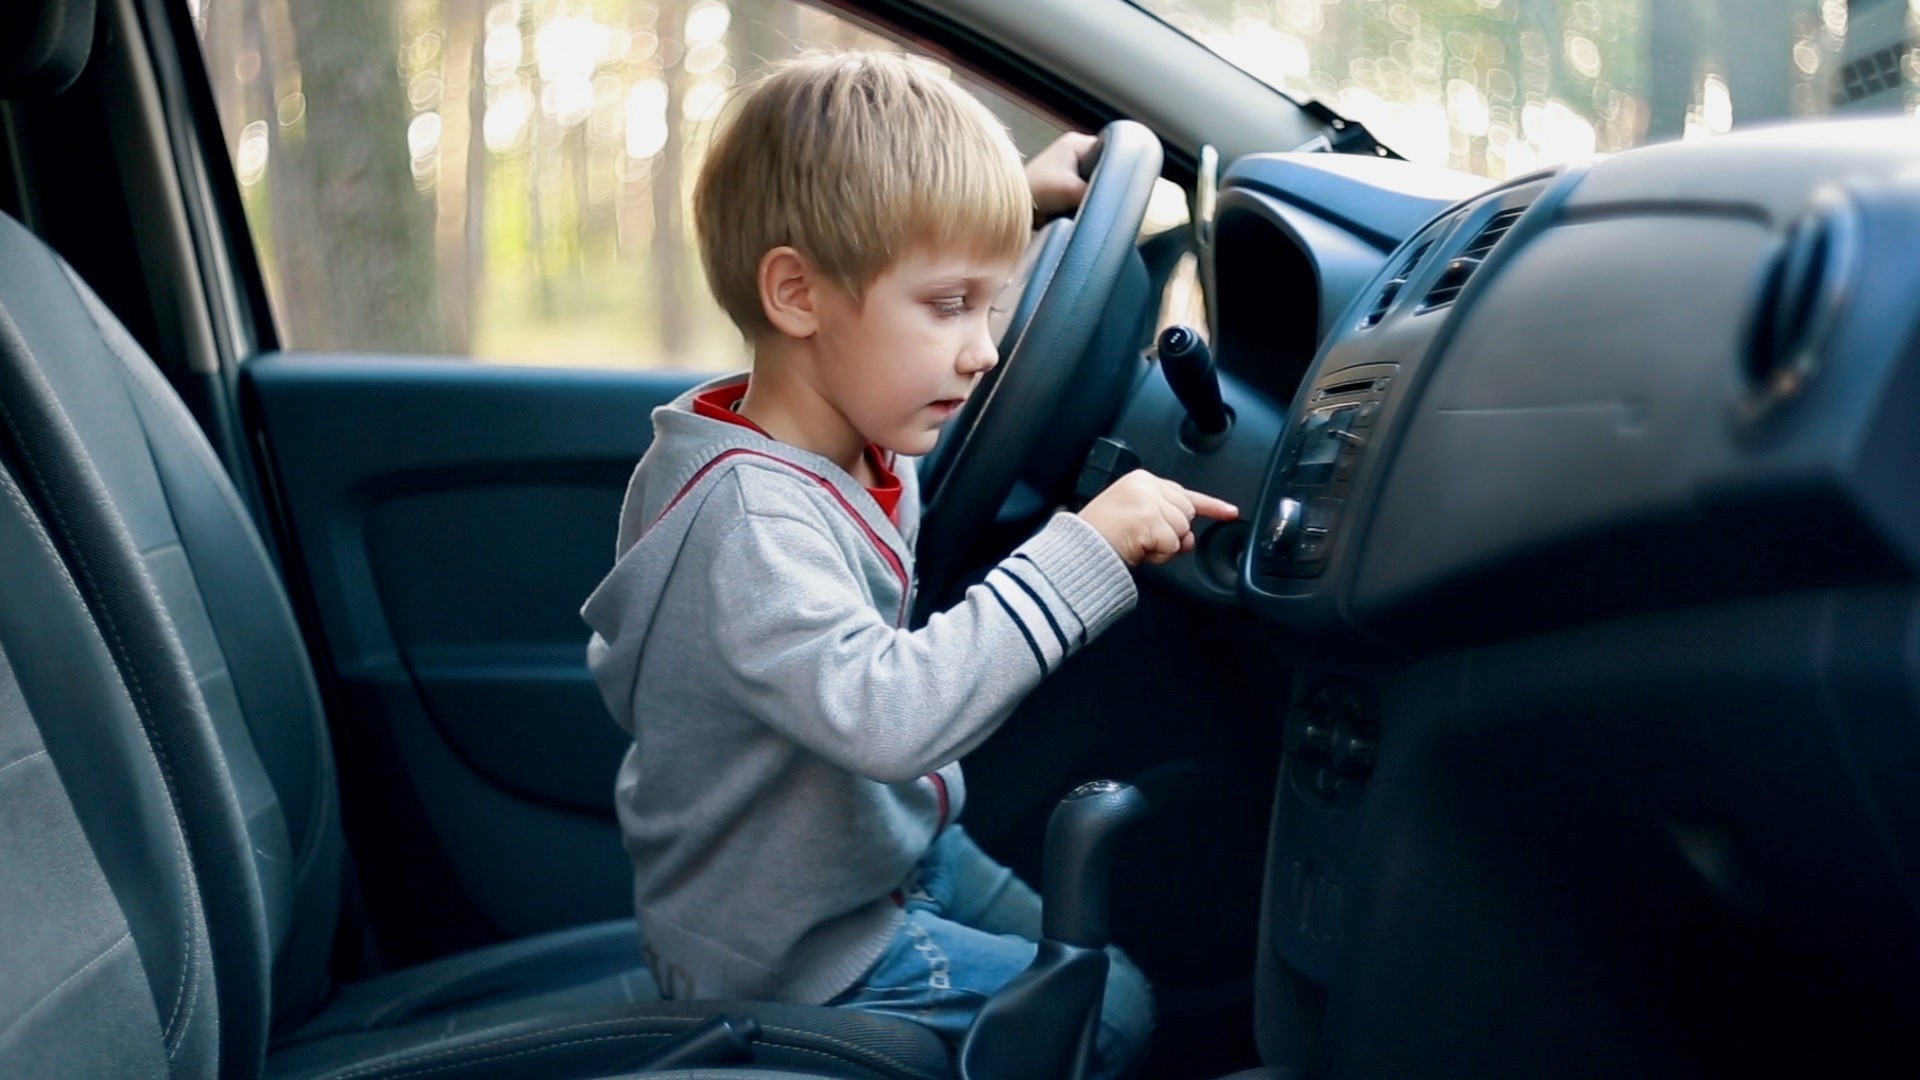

{"left": 985, "top": 563, "right": 1071, "bottom": 674}
{"left": 1007, "top": 513, "right": 1137, "bottom": 653}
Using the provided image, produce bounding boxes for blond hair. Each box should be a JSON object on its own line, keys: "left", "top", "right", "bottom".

{"left": 693, "top": 51, "right": 1032, "bottom": 336}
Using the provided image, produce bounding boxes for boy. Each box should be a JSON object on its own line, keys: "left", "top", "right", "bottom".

{"left": 582, "top": 51, "right": 1236, "bottom": 1076}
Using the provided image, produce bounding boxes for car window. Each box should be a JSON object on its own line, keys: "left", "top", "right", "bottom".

{"left": 183, "top": 0, "right": 1064, "bottom": 369}
{"left": 1134, "top": 0, "right": 1917, "bottom": 180}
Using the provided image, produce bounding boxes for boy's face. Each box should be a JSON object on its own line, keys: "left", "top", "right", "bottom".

{"left": 810, "top": 245, "right": 1015, "bottom": 457}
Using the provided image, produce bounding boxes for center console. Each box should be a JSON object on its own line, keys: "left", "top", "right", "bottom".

{"left": 1238, "top": 172, "right": 1565, "bottom": 636}
{"left": 1251, "top": 364, "right": 1393, "bottom": 583}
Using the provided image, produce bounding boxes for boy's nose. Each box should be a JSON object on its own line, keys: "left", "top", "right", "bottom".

{"left": 959, "top": 348, "right": 998, "bottom": 376}
{"left": 959, "top": 324, "right": 999, "bottom": 375}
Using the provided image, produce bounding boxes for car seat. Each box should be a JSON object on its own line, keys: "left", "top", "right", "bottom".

{"left": 0, "top": 2, "right": 950, "bottom": 1077}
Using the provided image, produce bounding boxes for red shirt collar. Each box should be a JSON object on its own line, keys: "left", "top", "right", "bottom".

{"left": 690, "top": 382, "right": 901, "bottom": 524}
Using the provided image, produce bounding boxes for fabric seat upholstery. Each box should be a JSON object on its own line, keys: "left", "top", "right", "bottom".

{"left": 0, "top": 452, "right": 219, "bottom": 1078}
{"left": 0, "top": 3, "right": 953, "bottom": 1077}
{"left": 278, "top": 920, "right": 652, "bottom": 1047}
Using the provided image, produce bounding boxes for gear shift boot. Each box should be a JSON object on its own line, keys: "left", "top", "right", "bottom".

{"left": 958, "top": 781, "right": 1149, "bottom": 1080}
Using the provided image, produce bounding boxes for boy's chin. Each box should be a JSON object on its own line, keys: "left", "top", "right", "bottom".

{"left": 872, "top": 428, "right": 942, "bottom": 458}
{"left": 884, "top": 434, "right": 939, "bottom": 457}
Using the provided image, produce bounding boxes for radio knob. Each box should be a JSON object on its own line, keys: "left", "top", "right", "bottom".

{"left": 1262, "top": 497, "right": 1303, "bottom": 558}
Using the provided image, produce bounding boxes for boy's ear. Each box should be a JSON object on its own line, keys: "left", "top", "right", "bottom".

{"left": 758, "top": 246, "right": 819, "bottom": 338}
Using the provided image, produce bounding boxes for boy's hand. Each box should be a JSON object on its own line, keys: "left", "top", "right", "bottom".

{"left": 1078, "top": 470, "right": 1239, "bottom": 567}
{"left": 1027, "top": 131, "right": 1098, "bottom": 223}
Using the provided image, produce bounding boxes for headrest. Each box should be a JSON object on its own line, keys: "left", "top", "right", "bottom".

{"left": 0, "top": 0, "right": 98, "bottom": 99}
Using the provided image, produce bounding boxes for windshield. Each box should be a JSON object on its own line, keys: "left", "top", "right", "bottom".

{"left": 1133, "top": 1, "right": 1917, "bottom": 179}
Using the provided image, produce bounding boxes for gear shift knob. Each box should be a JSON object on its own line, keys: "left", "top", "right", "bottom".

{"left": 1042, "top": 780, "right": 1149, "bottom": 949}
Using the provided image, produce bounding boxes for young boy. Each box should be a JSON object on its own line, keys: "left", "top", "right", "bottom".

{"left": 582, "top": 51, "right": 1236, "bottom": 1076}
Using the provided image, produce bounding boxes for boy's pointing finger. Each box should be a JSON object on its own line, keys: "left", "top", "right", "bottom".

{"left": 1187, "top": 491, "right": 1240, "bottom": 521}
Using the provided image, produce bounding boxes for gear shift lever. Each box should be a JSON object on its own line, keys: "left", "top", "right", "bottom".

{"left": 1043, "top": 780, "right": 1151, "bottom": 947}
{"left": 958, "top": 781, "right": 1149, "bottom": 1080}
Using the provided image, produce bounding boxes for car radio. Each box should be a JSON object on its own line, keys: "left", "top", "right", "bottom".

{"left": 1253, "top": 363, "right": 1396, "bottom": 580}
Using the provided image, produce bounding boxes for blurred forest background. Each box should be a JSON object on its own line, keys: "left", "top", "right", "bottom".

{"left": 185, "top": 0, "right": 1917, "bottom": 368}
{"left": 1151, "top": 0, "right": 1916, "bottom": 180}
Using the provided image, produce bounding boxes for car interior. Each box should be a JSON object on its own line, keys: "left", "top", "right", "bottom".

{"left": 3, "top": 0, "right": 1919, "bottom": 1077}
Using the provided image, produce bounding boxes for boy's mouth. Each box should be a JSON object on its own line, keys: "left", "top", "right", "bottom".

{"left": 928, "top": 398, "right": 965, "bottom": 417}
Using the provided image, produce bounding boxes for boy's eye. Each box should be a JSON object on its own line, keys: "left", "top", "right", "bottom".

{"left": 931, "top": 298, "right": 967, "bottom": 317}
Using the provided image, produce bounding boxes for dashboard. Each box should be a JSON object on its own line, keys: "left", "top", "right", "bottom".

{"left": 1123, "top": 119, "right": 1920, "bottom": 654}
{"left": 1111, "top": 117, "right": 1920, "bottom": 1076}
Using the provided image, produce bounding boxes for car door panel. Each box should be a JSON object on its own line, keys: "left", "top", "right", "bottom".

{"left": 367, "top": 487, "right": 630, "bottom": 813}
{"left": 246, "top": 353, "right": 701, "bottom": 934}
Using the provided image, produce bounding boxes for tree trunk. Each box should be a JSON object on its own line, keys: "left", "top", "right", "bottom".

{"left": 281, "top": 0, "right": 439, "bottom": 351}
{"left": 257, "top": 0, "right": 326, "bottom": 346}
{"left": 1520, "top": 0, "right": 1572, "bottom": 102}
{"left": 435, "top": 0, "right": 485, "bottom": 354}
{"left": 569, "top": 123, "right": 590, "bottom": 279}
{"left": 463, "top": 24, "right": 487, "bottom": 350}
{"left": 1647, "top": 0, "right": 1706, "bottom": 141}
{"left": 650, "top": 0, "right": 691, "bottom": 359}
{"left": 1719, "top": 0, "right": 1799, "bottom": 128}
{"left": 529, "top": 110, "right": 553, "bottom": 320}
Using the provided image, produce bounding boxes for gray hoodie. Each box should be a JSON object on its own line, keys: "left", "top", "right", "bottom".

{"left": 582, "top": 374, "right": 1137, "bottom": 1005}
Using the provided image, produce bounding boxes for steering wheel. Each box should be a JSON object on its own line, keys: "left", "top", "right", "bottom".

{"left": 913, "top": 119, "right": 1163, "bottom": 623}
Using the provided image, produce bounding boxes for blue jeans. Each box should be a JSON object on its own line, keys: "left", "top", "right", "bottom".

{"left": 832, "top": 827, "right": 1154, "bottom": 1079}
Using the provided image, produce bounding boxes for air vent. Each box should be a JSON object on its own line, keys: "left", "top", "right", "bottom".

{"left": 1360, "top": 240, "right": 1432, "bottom": 328}
{"left": 1421, "top": 207, "right": 1527, "bottom": 310}
{"left": 1741, "top": 197, "right": 1855, "bottom": 419}
{"left": 1462, "top": 207, "right": 1524, "bottom": 258}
